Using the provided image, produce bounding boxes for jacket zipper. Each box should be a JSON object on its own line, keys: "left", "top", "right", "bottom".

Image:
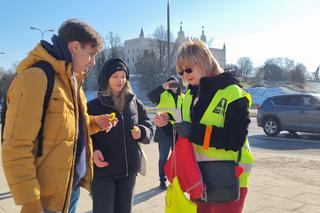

{"left": 120, "top": 113, "right": 129, "bottom": 177}
{"left": 100, "top": 102, "right": 129, "bottom": 177}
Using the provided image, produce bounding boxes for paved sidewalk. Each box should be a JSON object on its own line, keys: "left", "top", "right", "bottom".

{"left": 1, "top": 141, "right": 320, "bottom": 212}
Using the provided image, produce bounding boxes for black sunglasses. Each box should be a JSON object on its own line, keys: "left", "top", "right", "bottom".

{"left": 178, "top": 65, "right": 195, "bottom": 76}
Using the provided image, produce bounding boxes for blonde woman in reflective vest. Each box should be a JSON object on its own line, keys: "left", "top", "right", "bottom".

{"left": 147, "top": 77, "right": 184, "bottom": 190}
{"left": 155, "top": 39, "right": 253, "bottom": 213}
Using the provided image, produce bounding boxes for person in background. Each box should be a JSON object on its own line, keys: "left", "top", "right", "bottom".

{"left": 147, "top": 76, "right": 184, "bottom": 190}
{"left": 155, "top": 39, "right": 254, "bottom": 213}
{"left": 87, "top": 58, "right": 154, "bottom": 213}
{"left": 2, "top": 19, "right": 113, "bottom": 213}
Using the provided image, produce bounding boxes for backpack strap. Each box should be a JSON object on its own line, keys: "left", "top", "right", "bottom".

{"left": 32, "top": 61, "right": 55, "bottom": 157}
{"left": 1, "top": 61, "right": 55, "bottom": 155}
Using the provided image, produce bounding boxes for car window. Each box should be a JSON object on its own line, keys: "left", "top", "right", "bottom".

{"left": 300, "top": 96, "right": 314, "bottom": 107}
{"left": 312, "top": 95, "right": 320, "bottom": 104}
{"left": 262, "top": 98, "right": 273, "bottom": 105}
{"left": 273, "top": 96, "right": 294, "bottom": 106}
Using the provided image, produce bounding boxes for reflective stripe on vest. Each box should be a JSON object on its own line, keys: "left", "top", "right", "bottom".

{"left": 182, "top": 84, "right": 254, "bottom": 187}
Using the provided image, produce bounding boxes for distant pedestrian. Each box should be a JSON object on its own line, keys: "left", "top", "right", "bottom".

{"left": 147, "top": 77, "right": 184, "bottom": 190}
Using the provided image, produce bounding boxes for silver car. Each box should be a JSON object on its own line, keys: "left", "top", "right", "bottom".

{"left": 257, "top": 93, "right": 320, "bottom": 137}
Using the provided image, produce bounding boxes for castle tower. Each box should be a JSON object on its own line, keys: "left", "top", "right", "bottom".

{"left": 139, "top": 27, "right": 144, "bottom": 39}
{"left": 177, "top": 22, "right": 185, "bottom": 44}
{"left": 200, "top": 26, "right": 207, "bottom": 43}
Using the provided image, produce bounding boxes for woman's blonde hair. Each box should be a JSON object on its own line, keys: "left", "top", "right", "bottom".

{"left": 99, "top": 81, "right": 133, "bottom": 112}
{"left": 176, "top": 39, "right": 223, "bottom": 75}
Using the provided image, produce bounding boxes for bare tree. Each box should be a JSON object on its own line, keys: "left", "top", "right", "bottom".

{"left": 135, "top": 50, "right": 162, "bottom": 90}
{"left": 261, "top": 62, "right": 284, "bottom": 81}
{"left": 105, "top": 32, "right": 124, "bottom": 59}
{"left": 134, "top": 25, "right": 179, "bottom": 91}
{"left": 291, "top": 63, "right": 306, "bottom": 87}
{"left": 237, "top": 57, "right": 253, "bottom": 77}
{"left": 312, "top": 66, "right": 319, "bottom": 81}
{"left": 0, "top": 63, "right": 17, "bottom": 102}
{"left": 84, "top": 50, "right": 108, "bottom": 91}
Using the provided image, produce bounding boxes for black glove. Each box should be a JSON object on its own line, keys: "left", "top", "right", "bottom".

{"left": 174, "top": 122, "right": 192, "bottom": 138}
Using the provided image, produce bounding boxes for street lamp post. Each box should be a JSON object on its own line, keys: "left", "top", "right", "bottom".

{"left": 30, "top": 26, "right": 54, "bottom": 40}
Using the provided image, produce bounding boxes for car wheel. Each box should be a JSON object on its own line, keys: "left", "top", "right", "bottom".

{"left": 263, "top": 118, "right": 280, "bottom": 137}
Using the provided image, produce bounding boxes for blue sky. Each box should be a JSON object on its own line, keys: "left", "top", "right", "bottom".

{"left": 0, "top": 0, "right": 319, "bottom": 72}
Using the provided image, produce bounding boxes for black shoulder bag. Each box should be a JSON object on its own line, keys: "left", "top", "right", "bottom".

{"left": 197, "top": 149, "right": 242, "bottom": 203}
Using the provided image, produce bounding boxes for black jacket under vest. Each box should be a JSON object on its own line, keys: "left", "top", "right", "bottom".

{"left": 87, "top": 93, "right": 153, "bottom": 178}
{"left": 190, "top": 72, "right": 251, "bottom": 152}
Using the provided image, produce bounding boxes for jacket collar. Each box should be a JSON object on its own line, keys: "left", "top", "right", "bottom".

{"left": 98, "top": 92, "right": 135, "bottom": 108}
{"left": 198, "top": 72, "right": 242, "bottom": 96}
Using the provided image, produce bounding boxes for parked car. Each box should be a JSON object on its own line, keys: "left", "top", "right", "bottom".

{"left": 257, "top": 93, "right": 320, "bottom": 137}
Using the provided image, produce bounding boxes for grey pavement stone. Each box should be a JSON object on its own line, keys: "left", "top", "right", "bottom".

{"left": 253, "top": 196, "right": 305, "bottom": 211}
{"left": 297, "top": 204, "right": 320, "bottom": 213}
{"left": 261, "top": 186, "right": 303, "bottom": 198}
{"left": 1, "top": 141, "right": 320, "bottom": 212}
{"left": 292, "top": 193, "right": 320, "bottom": 206}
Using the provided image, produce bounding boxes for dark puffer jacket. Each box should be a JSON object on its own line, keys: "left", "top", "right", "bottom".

{"left": 87, "top": 93, "right": 153, "bottom": 178}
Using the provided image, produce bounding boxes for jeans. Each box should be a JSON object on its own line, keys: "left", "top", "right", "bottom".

{"left": 158, "top": 136, "right": 173, "bottom": 182}
{"left": 44, "top": 186, "right": 80, "bottom": 213}
{"left": 92, "top": 174, "right": 137, "bottom": 213}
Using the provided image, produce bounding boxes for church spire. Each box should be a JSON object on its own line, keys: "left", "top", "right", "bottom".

{"left": 177, "top": 21, "right": 185, "bottom": 43}
{"left": 200, "top": 26, "right": 207, "bottom": 43}
{"left": 139, "top": 27, "right": 144, "bottom": 39}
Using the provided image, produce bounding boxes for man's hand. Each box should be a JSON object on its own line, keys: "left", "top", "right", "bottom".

{"left": 93, "top": 150, "right": 109, "bottom": 168}
{"left": 162, "top": 81, "right": 171, "bottom": 90}
{"left": 154, "top": 112, "right": 169, "bottom": 127}
{"left": 94, "top": 114, "right": 118, "bottom": 133}
{"left": 131, "top": 126, "right": 141, "bottom": 140}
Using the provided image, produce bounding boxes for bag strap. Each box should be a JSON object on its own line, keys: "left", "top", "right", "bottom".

{"left": 32, "top": 61, "right": 55, "bottom": 157}
{"left": 171, "top": 125, "right": 177, "bottom": 177}
{"left": 236, "top": 148, "right": 242, "bottom": 163}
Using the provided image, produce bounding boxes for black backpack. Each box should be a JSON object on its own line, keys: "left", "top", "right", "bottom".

{"left": 1, "top": 61, "right": 55, "bottom": 157}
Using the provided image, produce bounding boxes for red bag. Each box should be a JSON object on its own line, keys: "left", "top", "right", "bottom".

{"left": 164, "top": 136, "right": 204, "bottom": 199}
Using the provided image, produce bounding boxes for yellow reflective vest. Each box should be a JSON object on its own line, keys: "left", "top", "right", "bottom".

{"left": 182, "top": 84, "right": 254, "bottom": 187}
{"left": 157, "top": 90, "right": 184, "bottom": 122}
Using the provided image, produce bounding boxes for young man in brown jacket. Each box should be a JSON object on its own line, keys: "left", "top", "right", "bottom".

{"left": 2, "top": 19, "right": 116, "bottom": 213}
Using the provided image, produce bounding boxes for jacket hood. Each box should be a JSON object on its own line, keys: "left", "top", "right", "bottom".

{"left": 16, "top": 35, "right": 72, "bottom": 77}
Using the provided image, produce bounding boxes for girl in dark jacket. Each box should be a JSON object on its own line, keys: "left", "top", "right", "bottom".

{"left": 87, "top": 58, "right": 153, "bottom": 213}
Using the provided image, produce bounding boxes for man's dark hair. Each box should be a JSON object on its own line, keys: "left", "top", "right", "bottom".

{"left": 58, "top": 19, "right": 103, "bottom": 52}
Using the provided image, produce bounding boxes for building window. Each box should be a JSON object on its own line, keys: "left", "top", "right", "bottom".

{"left": 128, "top": 49, "right": 130, "bottom": 53}
{"left": 127, "top": 58, "right": 130, "bottom": 63}
{"left": 132, "top": 57, "right": 134, "bottom": 63}
{"left": 133, "top": 48, "right": 134, "bottom": 53}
